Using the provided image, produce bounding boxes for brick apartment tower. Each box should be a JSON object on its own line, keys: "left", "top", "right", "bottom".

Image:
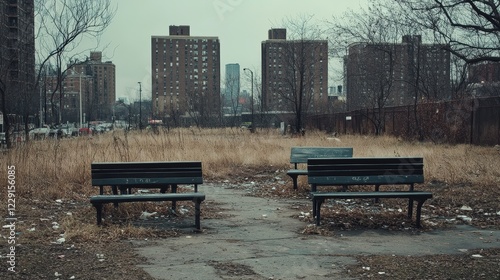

{"left": 60, "top": 52, "right": 116, "bottom": 124}
{"left": 261, "top": 28, "right": 328, "bottom": 113}
{"left": 0, "top": 0, "right": 35, "bottom": 130}
{"left": 345, "top": 35, "right": 450, "bottom": 111}
{"left": 151, "top": 25, "right": 221, "bottom": 126}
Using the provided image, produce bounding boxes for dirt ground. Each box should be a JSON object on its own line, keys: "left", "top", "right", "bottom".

{"left": 2, "top": 168, "right": 499, "bottom": 279}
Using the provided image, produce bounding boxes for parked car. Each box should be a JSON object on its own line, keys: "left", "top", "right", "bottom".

{"left": 79, "top": 127, "right": 92, "bottom": 135}
{"left": 29, "top": 126, "right": 50, "bottom": 139}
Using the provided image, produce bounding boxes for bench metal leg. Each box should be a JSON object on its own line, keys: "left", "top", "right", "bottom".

{"left": 408, "top": 198, "right": 414, "bottom": 219}
{"left": 93, "top": 203, "right": 103, "bottom": 225}
{"left": 171, "top": 184, "right": 178, "bottom": 210}
{"left": 415, "top": 199, "right": 426, "bottom": 228}
{"left": 374, "top": 184, "right": 380, "bottom": 203}
{"left": 289, "top": 174, "right": 299, "bottom": 190}
{"left": 160, "top": 184, "right": 170, "bottom": 193}
{"left": 313, "top": 198, "right": 325, "bottom": 226}
{"left": 194, "top": 199, "right": 202, "bottom": 231}
{"left": 111, "top": 186, "right": 120, "bottom": 207}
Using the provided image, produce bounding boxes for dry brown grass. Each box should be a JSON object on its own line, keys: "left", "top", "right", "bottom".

{"left": 0, "top": 128, "right": 499, "bottom": 240}
{"left": 1, "top": 127, "right": 498, "bottom": 279}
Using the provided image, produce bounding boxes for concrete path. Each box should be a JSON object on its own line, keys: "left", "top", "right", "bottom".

{"left": 132, "top": 183, "right": 500, "bottom": 280}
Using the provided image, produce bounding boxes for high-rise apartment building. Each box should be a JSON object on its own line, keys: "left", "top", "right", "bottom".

{"left": 68, "top": 51, "right": 116, "bottom": 123}
{"left": 261, "top": 28, "right": 328, "bottom": 113}
{"left": 151, "top": 25, "right": 220, "bottom": 126}
{"left": 223, "top": 63, "right": 241, "bottom": 114}
{"left": 43, "top": 51, "right": 115, "bottom": 125}
{"left": 0, "top": 0, "right": 35, "bottom": 130}
{"left": 345, "top": 35, "right": 450, "bottom": 111}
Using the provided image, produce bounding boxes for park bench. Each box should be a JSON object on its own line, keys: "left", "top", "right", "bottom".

{"left": 286, "top": 147, "right": 353, "bottom": 189}
{"left": 307, "top": 157, "right": 432, "bottom": 227}
{"left": 90, "top": 161, "right": 205, "bottom": 230}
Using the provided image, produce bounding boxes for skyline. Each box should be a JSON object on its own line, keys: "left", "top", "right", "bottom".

{"left": 88, "top": 0, "right": 368, "bottom": 103}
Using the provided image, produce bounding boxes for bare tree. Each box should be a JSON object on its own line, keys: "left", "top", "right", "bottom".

{"left": 328, "top": 4, "right": 416, "bottom": 135}
{"left": 35, "top": 0, "right": 115, "bottom": 128}
{"left": 268, "top": 15, "right": 327, "bottom": 134}
{"left": 393, "top": 0, "right": 500, "bottom": 64}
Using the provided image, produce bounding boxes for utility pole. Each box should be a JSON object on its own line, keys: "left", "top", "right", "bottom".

{"left": 138, "top": 82, "right": 142, "bottom": 130}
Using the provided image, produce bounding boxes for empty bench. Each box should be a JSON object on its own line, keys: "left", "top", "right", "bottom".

{"left": 90, "top": 161, "right": 205, "bottom": 230}
{"left": 308, "top": 157, "right": 432, "bottom": 227}
{"left": 286, "top": 147, "right": 353, "bottom": 189}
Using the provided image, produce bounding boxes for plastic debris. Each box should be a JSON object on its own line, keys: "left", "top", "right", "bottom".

{"left": 460, "top": 206, "right": 473, "bottom": 211}
{"left": 139, "top": 211, "right": 157, "bottom": 220}
{"left": 457, "top": 215, "right": 472, "bottom": 223}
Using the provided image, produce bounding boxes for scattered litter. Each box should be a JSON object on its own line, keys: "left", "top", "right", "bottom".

{"left": 139, "top": 211, "right": 157, "bottom": 220}
{"left": 55, "top": 199, "right": 63, "bottom": 204}
{"left": 69, "top": 276, "right": 75, "bottom": 279}
{"left": 96, "top": 253, "right": 105, "bottom": 261}
{"left": 457, "top": 215, "right": 472, "bottom": 223}
{"left": 55, "top": 237, "right": 65, "bottom": 244}
{"left": 362, "top": 266, "right": 371, "bottom": 271}
{"left": 460, "top": 206, "right": 473, "bottom": 211}
{"left": 27, "top": 227, "right": 36, "bottom": 232}
{"left": 66, "top": 212, "right": 73, "bottom": 216}
{"left": 54, "top": 272, "right": 62, "bottom": 277}
{"left": 262, "top": 214, "right": 268, "bottom": 218}
{"left": 458, "top": 249, "right": 468, "bottom": 253}
{"left": 378, "top": 272, "right": 386, "bottom": 275}
{"left": 472, "top": 254, "right": 483, "bottom": 258}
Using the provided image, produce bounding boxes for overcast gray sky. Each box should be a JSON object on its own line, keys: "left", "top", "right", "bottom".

{"left": 95, "top": 0, "right": 367, "bottom": 102}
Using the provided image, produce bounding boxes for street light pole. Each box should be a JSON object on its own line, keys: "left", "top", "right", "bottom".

{"left": 243, "top": 68, "right": 254, "bottom": 132}
{"left": 138, "top": 82, "right": 142, "bottom": 130}
{"left": 79, "top": 71, "right": 83, "bottom": 128}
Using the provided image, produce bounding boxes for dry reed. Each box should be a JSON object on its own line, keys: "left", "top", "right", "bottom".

{"left": 0, "top": 128, "right": 499, "bottom": 240}
{"left": 1, "top": 127, "right": 499, "bottom": 200}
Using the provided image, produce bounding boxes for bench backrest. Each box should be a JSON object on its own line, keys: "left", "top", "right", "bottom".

{"left": 290, "top": 147, "right": 353, "bottom": 167}
{"left": 91, "top": 161, "right": 203, "bottom": 186}
{"left": 307, "top": 157, "right": 424, "bottom": 185}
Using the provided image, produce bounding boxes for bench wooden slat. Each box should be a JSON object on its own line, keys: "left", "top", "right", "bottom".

{"left": 308, "top": 175, "right": 424, "bottom": 185}
{"left": 90, "top": 193, "right": 206, "bottom": 203}
{"left": 290, "top": 147, "right": 353, "bottom": 163}
{"left": 307, "top": 157, "right": 424, "bottom": 189}
{"left": 312, "top": 191, "right": 432, "bottom": 199}
{"left": 91, "top": 161, "right": 203, "bottom": 187}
